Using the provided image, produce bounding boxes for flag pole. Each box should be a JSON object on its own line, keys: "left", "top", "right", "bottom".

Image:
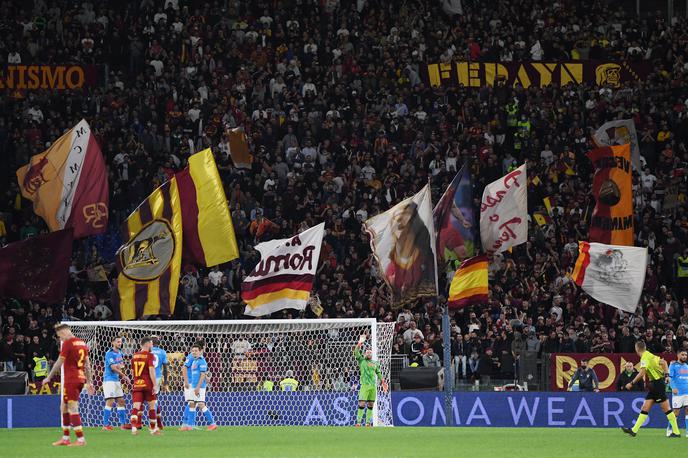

{"left": 428, "top": 178, "right": 453, "bottom": 425}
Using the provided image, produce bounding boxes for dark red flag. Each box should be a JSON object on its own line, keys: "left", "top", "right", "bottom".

{"left": 0, "top": 229, "right": 74, "bottom": 303}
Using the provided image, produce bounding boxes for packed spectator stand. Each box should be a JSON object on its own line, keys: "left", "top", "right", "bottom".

{"left": 0, "top": 0, "right": 687, "bottom": 388}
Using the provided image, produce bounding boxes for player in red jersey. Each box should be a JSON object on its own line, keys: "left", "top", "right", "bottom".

{"left": 130, "top": 337, "right": 160, "bottom": 436}
{"left": 42, "top": 323, "right": 95, "bottom": 447}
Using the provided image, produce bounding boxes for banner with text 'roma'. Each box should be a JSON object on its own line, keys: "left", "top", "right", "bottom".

{"left": 242, "top": 223, "right": 325, "bottom": 317}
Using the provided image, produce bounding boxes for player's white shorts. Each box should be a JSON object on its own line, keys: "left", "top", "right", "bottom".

{"left": 672, "top": 394, "right": 688, "bottom": 409}
{"left": 154, "top": 378, "right": 162, "bottom": 394}
{"left": 185, "top": 387, "right": 206, "bottom": 403}
{"left": 103, "top": 381, "right": 124, "bottom": 400}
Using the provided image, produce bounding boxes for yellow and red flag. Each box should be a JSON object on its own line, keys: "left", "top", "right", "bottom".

{"left": 16, "top": 119, "right": 108, "bottom": 238}
{"left": 587, "top": 144, "right": 633, "bottom": 245}
{"left": 175, "top": 148, "right": 239, "bottom": 266}
{"left": 112, "top": 180, "right": 183, "bottom": 320}
{"left": 448, "top": 255, "right": 488, "bottom": 309}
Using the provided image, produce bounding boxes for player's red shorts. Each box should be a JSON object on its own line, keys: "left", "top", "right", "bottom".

{"left": 132, "top": 389, "right": 157, "bottom": 403}
{"left": 62, "top": 383, "right": 84, "bottom": 403}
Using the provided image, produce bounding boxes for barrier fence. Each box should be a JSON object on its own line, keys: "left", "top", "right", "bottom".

{"left": 0, "top": 391, "right": 669, "bottom": 428}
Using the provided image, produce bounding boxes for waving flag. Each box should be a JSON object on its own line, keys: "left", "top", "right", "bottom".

{"left": 365, "top": 184, "right": 438, "bottom": 308}
{"left": 242, "top": 223, "right": 325, "bottom": 317}
{"left": 572, "top": 241, "right": 647, "bottom": 313}
{"left": 112, "top": 180, "right": 183, "bottom": 320}
{"left": 175, "top": 148, "right": 239, "bottom": 266}
{"left": 0, "top": 229, "right": 73, "bottom": 303}
{"left": 433, "top": 165, "right": 476, "bottom": 265}
{"left": 587, "top": 145, "right": 633, "bottom": 245}
{"left": 227, "top": 127, "right": 252, "bottom": 169}
{"left": 593, "top": 119, "right": 640, "bottom": 171}
{"left": 16, "top": 119, "right": 108, "bottom": 238}
{"left": 480, "top": 164, "right": 528, "bottom": 254}
{"left": 448, "top": 255, "right": 488, "bottom": 309}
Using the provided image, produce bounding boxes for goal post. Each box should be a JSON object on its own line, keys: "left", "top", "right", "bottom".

{"left": 63, "top": 318, "right": 395, "bottom": 427}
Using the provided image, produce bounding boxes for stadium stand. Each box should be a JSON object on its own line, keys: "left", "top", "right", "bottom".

{"left": 0, "top": 0, "right": 687, "bottom": 386}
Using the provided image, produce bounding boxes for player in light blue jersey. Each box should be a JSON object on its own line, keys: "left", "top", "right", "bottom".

{"left": 180, "top": 351, "right": 195, "bottom": 430}
{"left": 102, "top": 336, "right": 131, "bottom": 430}
{"left": 181, "top": 341, "right": 217, "bottom": 431}
{"left": 668, "top": 350, "right": 688, "bottom": 436}
{"left": 150, "top": 336, "right": 169, "bottom": 430}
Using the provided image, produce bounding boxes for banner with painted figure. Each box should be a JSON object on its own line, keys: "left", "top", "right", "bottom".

{"left": 480, "top": 164, "right": 528, "bottom": 254}
{"left": 365, "top": 185, "right": 438, "bottom": 308}
{"left": 425, "top": 61, "right": 651, "bottom": 89}
{"left": 16, "top": 119, "right": 109, "bottom": 238}
{"left": 593, "top": 119, "right": 640, "bottom": 171}
{"left": 587, "top": 145, "right": 634, "bottom": 245}
{"left": 433, "top": 165, "right": 476, "bottom": 266}
{"left": 242, "top": 223, "right": 325, "bottom": 317}
{"left": 571, "top": 241, "right": 647, "bottom": 313}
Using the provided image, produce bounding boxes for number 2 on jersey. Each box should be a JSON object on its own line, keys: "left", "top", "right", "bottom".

{"left": 77, "top": 349, "right": 86, "bottom": 368}
{"left": 134, "top": 361, "right": 146, "bottom": 377}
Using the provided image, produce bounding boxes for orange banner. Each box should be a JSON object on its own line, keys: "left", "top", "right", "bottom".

{"left": 587, "top": 145, "right": 633, "bottom": 245}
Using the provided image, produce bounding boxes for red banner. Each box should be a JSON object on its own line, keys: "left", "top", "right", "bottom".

{"left": 550, "top": 353, "right": 675, "bottom": 392}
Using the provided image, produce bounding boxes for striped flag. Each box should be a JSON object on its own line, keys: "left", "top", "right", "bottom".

{"left": 112, "top": 179, "right": 183, "bottom": 320}
{"left": 572, "top": 241, "right": 647, "bottom": 313}
{"left": 242, "top": 223, "right": 325, "bottom": 317}
{"left": 176, "top": 148, "right": 239, "bottom": 266}
{"left": 16, "top": 119, "right": 108, "bottom": 238}
{"left": 447, "top": 255, "right": 488, "bottom": 309}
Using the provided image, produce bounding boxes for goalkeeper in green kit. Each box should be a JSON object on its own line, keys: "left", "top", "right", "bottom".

{"left": 354, "top": 334, "right": 388, "bottom": 427}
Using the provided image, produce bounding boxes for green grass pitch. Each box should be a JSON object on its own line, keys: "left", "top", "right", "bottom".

{"left": 0, "top": 426, "right": 684, "bottom": 457}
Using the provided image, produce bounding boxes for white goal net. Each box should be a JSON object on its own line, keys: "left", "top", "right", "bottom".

{"left": 64, "top": 319, "right": 395, "bottom": 427}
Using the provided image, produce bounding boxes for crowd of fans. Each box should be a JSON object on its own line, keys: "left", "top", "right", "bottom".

{"left": 0, "top": 0, "right": 687, "bottom": 387}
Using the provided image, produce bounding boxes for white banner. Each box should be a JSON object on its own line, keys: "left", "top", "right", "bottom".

{"left": 480, "top": 164, "right": 528, "bottom": 254}
{"left": 573, "top": 242, "right": 648, "bottom": 313}
{"left": 364, "top": 184, "right": 437, "bottom": 307}
{"left": 242, "top": 223, "right": 325, "bottom": 317}
{"left": 593, "top": 119, "right": 640, "bottom": 171}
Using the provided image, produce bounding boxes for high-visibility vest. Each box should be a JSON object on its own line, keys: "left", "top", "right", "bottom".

{"left": 33, "top": 356, "right": 48, "bottom": 378}
{"left": 260, "top": 380, "right": 274, "bottom": 391}
{"left": 279, "top": 377, "right": 299, "bottom": 391}
{"left": 506, "top": 104, "right": 518, "bottom": 126}
{"left": 678, "top": 256, "right": 688, "bottom": 278}
{"left": 517, "top": 119, "right": 531, "bottom": 134}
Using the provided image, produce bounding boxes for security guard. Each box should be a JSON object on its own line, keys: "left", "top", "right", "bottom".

{"left": 516, "top": 114, "right": 531, "bottom": 137}
{"left": 505, "top": 101, "right": 518, "bottom": 128}
{"left": 257, "top": 376, "right": 275, "bottom": 391}
{"left": 678, "top": 249, "right": 688, "bottom": 301}
{"left": 32, "top": 353, "right": 49, "bottom": 383}
{"left": 279, "top": 370, "right": 299, "bottom": 391}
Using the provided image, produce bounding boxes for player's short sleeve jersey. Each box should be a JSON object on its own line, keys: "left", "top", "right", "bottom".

{"left": 640, "top": 350, "right": 663, "bottom": 381}
{"left": 132, "top": 350, "right": 155, "bottom": 391}
{"left": 59, "top": 337, "right": 88, "bottom": 384}
{"left": 184, "top": 354, "right": 193, "bottom": 379}
{"left": 151, "top": 346, "right": 168, "bottom": 380}
{"left": 190, "top": 356, "right": 208, "bottom": 389}
{"left": 669, "top": 362, "right": 688, "bottom": 395}
{"left": 104, "top": 349, "right": 124, "bottom": 382}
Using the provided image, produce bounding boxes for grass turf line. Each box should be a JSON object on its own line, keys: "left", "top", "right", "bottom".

{"left": 0, "top": 426, "right": 684, "bottom": 458}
